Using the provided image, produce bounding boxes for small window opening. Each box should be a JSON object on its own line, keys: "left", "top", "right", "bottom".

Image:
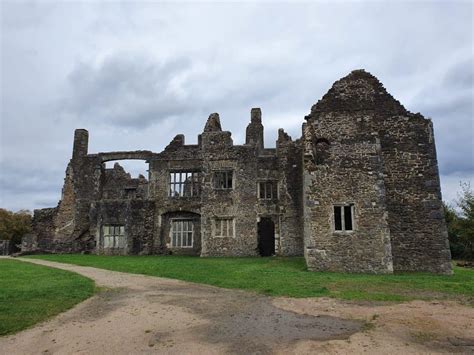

{"left": 334, "top": 206, "right": 342, "bottom": 231}
{"left": 102, "top": 225, "right": 126, "bottom": 248}
{"left": 213, "top": 171, "right": 233, "bottom": 189}
{"left": 259, "top": 181, "right": 278, "bottom": 200}
{"left": 169, "top": 171, "right": 200, "bottom": 197}
{"left": 214, "top": 218, "right": 235, "bottom": 237}
{"left": 313, "top": 138, "right": 330, "bottom": 165}
{"left": 334, "top": 204, "right": 354, "bottom": 232}
{"left": 171, "top": 220, "right": 194, "bottom": 247}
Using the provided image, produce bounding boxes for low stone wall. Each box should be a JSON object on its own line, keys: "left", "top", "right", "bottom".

{"left": 21, "top": 233, "right": 86, "bottom": 254}
{"left": 0, "top": 240, "right": 11, "bottom": 255}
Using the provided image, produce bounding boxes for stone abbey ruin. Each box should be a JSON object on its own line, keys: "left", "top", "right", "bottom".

{"left": 25, "top": 70, "right": 452, "bottom": 274}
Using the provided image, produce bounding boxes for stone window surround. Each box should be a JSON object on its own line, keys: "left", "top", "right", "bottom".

{"left": 101, "top": 225, "right": 126, "bottom": 248}
{"left": 258, "top": 180, "right": 279, "bottom": 200}
{"left": 169, "top": 218, "right": 194, "bottom": 248}
{"left": 332, "top": 203, "right": 356, "bottom": 234}
{"left": 212, "top": 170, "right": 234, "bottom": 190}
{"left": 168, "top": 171, "right": 201, "bottom": 198}
{"left": 213, "top": 217, "right": 236, "bottom": 238}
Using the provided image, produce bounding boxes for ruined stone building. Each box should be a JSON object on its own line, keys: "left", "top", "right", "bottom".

{"left": 26, "top": 70, "right": 452, "bottom": 274}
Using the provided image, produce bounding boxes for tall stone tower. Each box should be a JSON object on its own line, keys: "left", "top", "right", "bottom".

{"left": 303, "top": 70, "right": 451, "bottom": 274}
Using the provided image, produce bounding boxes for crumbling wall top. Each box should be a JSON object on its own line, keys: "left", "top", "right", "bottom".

{"left": 203, "top": 113, "right": 222, "bottom": 132}
{"left": 307, "top": 69, "right": 408, "bottom": 117}
{"left": 98, "top": 150, "right": 155, "bottom": 163}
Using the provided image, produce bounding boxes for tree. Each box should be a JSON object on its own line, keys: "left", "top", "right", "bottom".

{"left": 444, "top": 182, "right": 474, "bottom": 260}
{"left": 444, "top": 202, "right": 463, "bottom": 258}
{"left": 0, "top": 209, "right": 32, "bottom": 248}
{"left": 457, "top": 183, "right": 474, "bottom": 259}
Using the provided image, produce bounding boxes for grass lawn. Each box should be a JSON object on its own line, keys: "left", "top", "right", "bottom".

{"left": 27, "top": 255, "right": 474, "bottom": 304}
{"left": 0, "top": 259, "right": 95, "bottom": 336}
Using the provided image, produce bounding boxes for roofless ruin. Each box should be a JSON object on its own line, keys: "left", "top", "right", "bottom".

{"left": 24, "top": 70, "right": 452, "bottom": 274}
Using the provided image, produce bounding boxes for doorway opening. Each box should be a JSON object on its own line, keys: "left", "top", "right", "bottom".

{"left": 257, "top": 217, "right": 275, "bottom": 256}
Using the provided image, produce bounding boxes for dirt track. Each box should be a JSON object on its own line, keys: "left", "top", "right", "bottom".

{"left": 1, "top": 258, "right": 473, "bottom": 354}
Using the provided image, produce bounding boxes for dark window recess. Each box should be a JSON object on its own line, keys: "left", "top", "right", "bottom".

{"left": 344, "top": 205, "right": 353, "bottom": 230}
{"left": 334, "top": 204, "right": 354, "bottom": 232}
{"left": 214, "top": 171, "right": 233, "bottom": 189}
{"left": 314, "top": 139, "right": 330, "bottom": 165}
{"left": 259, "top": 181, "right": 277, "bottom": 200}
{"left": 334, "top": 206, "right": 342, "bottom": 231}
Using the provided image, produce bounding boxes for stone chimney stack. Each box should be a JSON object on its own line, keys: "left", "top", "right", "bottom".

{"left": 72, "top": 129, "right": 89, "bottom": 160}
{"left": 245, "top": 108, "right": 264, "bottom": 151}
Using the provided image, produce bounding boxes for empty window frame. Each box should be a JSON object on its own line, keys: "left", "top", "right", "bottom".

{"left": 259, "top": 181, "right": 278, "bottom": 200}
{"left": 214, "top": 218, "right": 235, "bottom": 237}
{"left": 102, "top": 225, "right": 126, "bottom": 248}
{"left": 171, "top": 219, "right": 194, "bottom": 247}
{"left": 213, "top": 171, "right": 233, "bottom": 189}
{"left": 333, "top": 204, "right": 354, "bottom": 232}
{"left": 169, "top": 171, "right": 200, "bottom": 197}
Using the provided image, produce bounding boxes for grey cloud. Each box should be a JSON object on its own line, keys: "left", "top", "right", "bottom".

{"left": 443, "top": 58, "right": 474, "bottom": 90}
{"left": 1, "top": 2, "right": 473, "bottom": 211}
{"left": 0, "top": 162, "right": 63, "bottom": 211}
{"left": 410, "top": 57, "right": 474, "bottom": 176}
{"left": 60, "top": 54, "right": 194, "bottom": 128}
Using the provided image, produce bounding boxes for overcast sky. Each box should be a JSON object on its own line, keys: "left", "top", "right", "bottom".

{"left": 1, "top": 1, "right": 473, "bottom": 211}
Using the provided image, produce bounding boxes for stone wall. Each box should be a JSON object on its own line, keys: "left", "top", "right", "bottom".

{"left": 276, "top": 130, "right": 305, "bottom": 256}
{"left": 0, "top": 240, "right": 11, "bottom": 255}
{"left": 200, "top": 114, "right": 260, "bottom": 256}
{"left": 302, "top": 111, "right": 393, "bottom": 273}
{"left": 29, "top": 70, "right": 450, "bottom": 274}
{"left": 91, "top": 200, "right": 155, "bottom": 255}
{"left": 303, "top": 70, "right": 451, "bottom": 274}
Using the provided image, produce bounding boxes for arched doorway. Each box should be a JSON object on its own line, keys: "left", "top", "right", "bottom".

{"left": 257, "top": 217, "right": 275, "bottom": 256}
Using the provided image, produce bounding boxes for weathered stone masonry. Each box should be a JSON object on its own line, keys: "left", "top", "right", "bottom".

{"left": 27, "top": 70, "right": 451, "bottom": 274}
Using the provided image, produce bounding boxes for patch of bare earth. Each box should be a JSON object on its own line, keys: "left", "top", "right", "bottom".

{"left": 1, "top": 258, "right": 472, "bottom": 354}
{"left": 274, "top": 298, "right": 474, "bottom": 354}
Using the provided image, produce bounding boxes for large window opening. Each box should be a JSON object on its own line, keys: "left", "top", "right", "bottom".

{"left": 213, "top": 171, "right": 233, "bottom": 189}
{"left": 104, "top": 160, "right": 149, "bottom": 179}
{"left": 334, "top": 204, "right": 354, "bottom": 232}
{"left": 102, "top": 160, "right": 149, "bottom": 200}
{"left": 102, "top": 225, "right": 126, "bottom": 248}
{"left": 169, "top": 172, "right": 200, "bottom": 197}
{"left": 171, "top": 219, "right": 194, "bottom": 247}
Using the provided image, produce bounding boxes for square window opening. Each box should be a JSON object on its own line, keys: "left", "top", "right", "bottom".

{"left": 102, "top": 225, "right": 126, "bottom": 248}
{"left": 259, "top": 181, "right": 278, "bottom": 200}
{"left": 169, "top": 171, "right": 200, "bottom": 197}
{"left": 213, "top": 171, "right": 233, "bottom": 189}
{"left": 214, "top": 218, "right": 235, "bottom": 237}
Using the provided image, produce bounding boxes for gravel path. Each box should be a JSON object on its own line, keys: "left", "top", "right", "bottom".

{"left": 0, "top": 258, "right": 361, "bottom": 354}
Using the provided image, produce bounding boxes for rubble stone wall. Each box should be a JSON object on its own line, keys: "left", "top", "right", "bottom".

{"left": 303, "top": 70, "right": 451, "bottom": 274}
{"left": 29, "top": 69, "right": 451, "bottom": 274}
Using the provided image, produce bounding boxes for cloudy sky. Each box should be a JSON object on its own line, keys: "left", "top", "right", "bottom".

{"left": 1, "top": 1, "right": 473, "bottom": 211}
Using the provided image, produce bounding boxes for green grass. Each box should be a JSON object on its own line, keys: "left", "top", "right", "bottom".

{"left": 0, "top": 259, "right": 95, "bottom": 336}
{"left": 26, "top": 255, "right": 474, "bottom": 304}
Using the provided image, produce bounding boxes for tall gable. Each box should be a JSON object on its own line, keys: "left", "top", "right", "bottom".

{"left": 308, "top": 69, "right": 407, "bottom": 116}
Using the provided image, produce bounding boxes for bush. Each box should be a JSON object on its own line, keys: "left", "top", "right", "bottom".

{"left": 0, "top": 209, "right": 32, "bottom": 249}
